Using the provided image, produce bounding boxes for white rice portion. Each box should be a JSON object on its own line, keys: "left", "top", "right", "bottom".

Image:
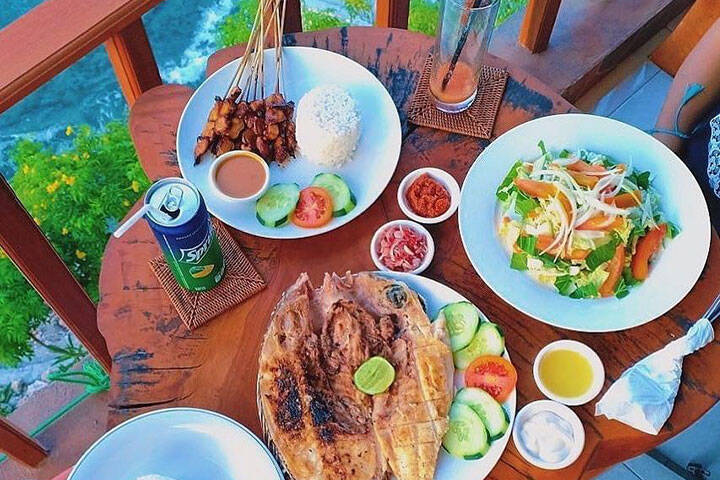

{"left": 296, "top": 85, "right": 361, "bottom": 167}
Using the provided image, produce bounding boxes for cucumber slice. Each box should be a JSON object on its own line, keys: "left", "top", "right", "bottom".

{"left": 455, "top": 387, "right": 510, "bottom": 441}
{"left": 453, "top": 323, "right": 505, "bottom": 370}
{"left": 256, "top": 183, "right": 300, "bottom": 227}
{"left": 437, "top": 301, "right": 481, "bottom": 352}
{"left": 311, "top": 173, "right": 356, "bottom": 217}
{"left": 443, "top": 402, "right": 490, "bottom": 460}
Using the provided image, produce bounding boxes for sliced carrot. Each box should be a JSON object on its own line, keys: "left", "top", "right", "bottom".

{"left": 577, "top": 214, "right": 624, "bottom": 231}
{"left": 568, "top": 170, "right": 599, "bottom": 188}
{"left": 599, "top": 244, "right": 625, "bottom": 297}
{"left": 631, "top": 224, "right": 667, "bottom": 280}
{"left": 604, "top": 190, "right": 643, "bottom": 208}
{"left": 567, "top": 160, "right": 607, "bottom": 173}
{"left": 536, "top": 235, "right": 590, "bottom": 260}
{"left": 514, "top": 178, "right": 574, "bottom": 219}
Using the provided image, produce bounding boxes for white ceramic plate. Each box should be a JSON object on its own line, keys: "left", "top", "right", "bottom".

{"left": 68, "top": 408, "right": 283, "bottom": 480}
{"left": 177, "top": 46, "right": 401, "bottom": 239}
{"left": 459, "top": 114, "right": 711, "bottom": 332}
{"left": 379, "top": 272, "right": 516, "bottom": 480}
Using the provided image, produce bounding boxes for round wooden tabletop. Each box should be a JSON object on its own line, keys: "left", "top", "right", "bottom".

{"left": 98, "top": 27, "right": 720, "bottom": 480}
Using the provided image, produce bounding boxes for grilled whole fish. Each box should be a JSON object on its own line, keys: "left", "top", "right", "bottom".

{"left": 258, "top": 272, "right": 454, "bottom": 480}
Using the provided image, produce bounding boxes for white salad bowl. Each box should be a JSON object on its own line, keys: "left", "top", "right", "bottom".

{"left": 68, "top": 408, "right": 284, "bottom": 480}
{"left": 459, "top": 114, "right": 711, "bottom": 332}
{"left": 370, "top": 219, "right": 435, "bottom": 274}
{"left": 398, "top": 167, "right": 461, "bottom": 224}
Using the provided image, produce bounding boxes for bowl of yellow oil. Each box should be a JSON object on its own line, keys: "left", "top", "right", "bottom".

{"left": 533, "top": 340, "right": 605, "bottom": 406}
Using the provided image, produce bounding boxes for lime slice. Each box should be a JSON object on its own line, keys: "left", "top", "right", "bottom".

{"left": 354, "top": 356, "right": 396, "bottom": 395}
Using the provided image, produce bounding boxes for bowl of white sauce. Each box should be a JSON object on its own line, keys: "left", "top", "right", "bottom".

{"left": 512, "top": 400, "right": 585, "bottom": 470}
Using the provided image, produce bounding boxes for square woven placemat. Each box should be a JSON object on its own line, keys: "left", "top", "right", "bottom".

{"left": 408, "top": 54, "right": 508, "bottom": 139}
{"left": 149, "top": 219, "right": 265, "bottom": 330}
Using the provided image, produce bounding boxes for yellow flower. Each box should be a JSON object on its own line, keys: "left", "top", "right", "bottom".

{"left": 131, "top": 180, "right": 140, "bottom": 193}
{"left": 45, "top": 181, "right": 60, "bottom": 194}
{"left": 82, "top": 152, "right": 90, "bottom": 159}
{"left": 75, "top": 250, "right": 86, "bottom": 260}
{"left": 122, "top": 199, "right": 130, "bottom": 207}
{"left": 0, "top": 250, "right": 5, "bottom": 259}
{"left": 64, "top": 176, "right": 76, "bottom": 186}
{"left": 65, "top": 126, "right": 73, "bottom": 136}
{"left": 61, "top": 227, "right": 69, "bottom": 235}
{"left": 72, "top": 155, "right": 79, "bottom": 161}
{"left": 21, "top": 164, "right": 30, "bottom": 175}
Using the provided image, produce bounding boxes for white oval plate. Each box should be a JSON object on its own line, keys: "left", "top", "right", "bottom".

{"left": 177, "top": 46, "right": 401, "bottom": 239}
{"left": 459, "top": 114, "right": 711, "bottom": 332}
{"left": 68, "top": 408, "right": 283, "bottom": 480}
{"left": 379, "top": 272, "right": 516, "bottom": 480}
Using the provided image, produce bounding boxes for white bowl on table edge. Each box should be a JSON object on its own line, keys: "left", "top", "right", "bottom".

{"left": 512, "top": 400, "right": 585, "bottom": 470}
{"left": 370, "top": 219, "right": 435, "bottom": 274}
{"left": 532, "top": 340, "right": 605, "bottom": 406}
{"left": 208, "top": 150, "right": 270, "bottom": 204}
{"left": 67, "top": 407, "right": 284, "bottom": 480}
{"left": 397, "top": 167, "right": 460, "bottom": 224}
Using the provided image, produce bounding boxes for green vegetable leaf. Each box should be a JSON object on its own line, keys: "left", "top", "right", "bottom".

{"left": 622, "top": 267, "right": 642, "bottom": 286}
{"left": 585, "top": 238, "right": 620, "bottom": 270}
{"left": 515, "top": 192, "right": 539, "bottom": 218}
{"left": 555, "top": 275, "right": 576, "bottom": 296}
{"left": 538, "top": 140, "right": 547, "bottom": 155}
{"left": 615, "top": 277, "right": 630, "bottom": 299}
{"left": 629, "top": 170, "right": 651, "bottom": 190}
{"left": 510, "top": 252, "right": 528, "bottom": 271}
{"left": 559, "top": 149, "right": 571, "bottom": 158}
{"left": 570, "top": 283, "right": 598, "bottom": 299}
{"left": 496, "top": 161, "right": 522, "bottom": 201}
{"left": 667, "top": 221, "right": 681, "bottom": 238}
{"left": 517, "top": 235, "right": 537, "bottom": 255}
{"left": 538, "top": 253, "right": 570, "bottom": 271}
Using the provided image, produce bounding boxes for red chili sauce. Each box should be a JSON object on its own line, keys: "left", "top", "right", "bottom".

{"left": 405, "top": 173, "right": 451, "bottom": 218}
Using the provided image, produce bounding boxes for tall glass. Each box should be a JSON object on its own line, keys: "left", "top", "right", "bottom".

{"left": 429, "top": 0, "right": 499, "bottom": 113}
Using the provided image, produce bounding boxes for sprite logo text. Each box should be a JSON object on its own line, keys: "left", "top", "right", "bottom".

{"left": 178, "top": 224, "right": 213, "bottom": 264}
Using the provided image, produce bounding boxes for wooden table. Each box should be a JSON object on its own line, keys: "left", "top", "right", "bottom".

{"left": 98, "top": 27, "right": 720, "bottom": 480}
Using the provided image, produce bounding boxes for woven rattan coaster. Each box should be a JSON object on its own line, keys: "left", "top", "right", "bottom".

{"left": 408, "top": 54, "right": 508, "bottom": 139}
{"left": 149, "top": 219, "right": 266, "bottom": 330}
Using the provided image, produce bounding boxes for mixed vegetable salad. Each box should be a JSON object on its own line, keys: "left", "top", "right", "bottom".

{"left": 496, "top": 142, "right": 678, "bottom": 299}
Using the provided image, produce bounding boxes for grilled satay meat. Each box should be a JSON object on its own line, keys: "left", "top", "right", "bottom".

{"left": 193, "top": 89, "right": 297, "bottom": 165}
{"left": 258, "top": 272, "right": 453, "bottom": 480}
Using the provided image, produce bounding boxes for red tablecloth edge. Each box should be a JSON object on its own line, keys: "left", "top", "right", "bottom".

{"left": 52, "top": 466, "right": 71, "bottom": 480}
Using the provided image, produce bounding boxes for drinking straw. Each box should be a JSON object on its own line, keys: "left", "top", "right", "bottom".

{"left": 113, "top": 204, "right": 151, "bottom": 238}
{"left": 441, "top": 0, "right": 488, "bottom": 90}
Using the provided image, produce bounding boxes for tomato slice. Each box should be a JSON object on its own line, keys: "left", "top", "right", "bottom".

{"left": 568, "top": 170, "right": 599, "bottom": 189}
{"left": 577, "top": 214, "right": 624, "bottom": 231}
{"left": 599, "top": 243, "right": 625, "bottom": 297}
{"left": 514, "top": 178, "right": 573, "bottom": 220}
{"left": 465, "top": 355, "right": 517, "bottom": 403}
{"left": 631, "top": 224, "right": 667, "bottom": 280}
{"left": 604, "top": 190, "right": 643, "bottom": 208}
{"left": 567, "top": 159, "right": 607, "bottom": 173}
{"left": 290, "top": 186, "right": 333, "bottom": 228}
{"left": 535, "top": 235, "right": 590, "bottom": 260}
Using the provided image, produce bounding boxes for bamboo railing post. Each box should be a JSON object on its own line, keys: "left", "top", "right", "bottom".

{"left": 518, "top": 0, "right": 562, "bottom": 53}
{"left": 0, "top": 418, "right": 47, "bottom": 466}
{"left": 376, "top": 0, "right": 410, "bottom": 29}
{"left": 0, "top": 176, "right": 112, "bottom": 372}
{"left": 104, "top": 17, "right": 162, "bottom": 106}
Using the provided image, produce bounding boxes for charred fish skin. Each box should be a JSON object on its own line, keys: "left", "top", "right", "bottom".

{"left": 258, "top": 272, "right": 453, "bottom": 480}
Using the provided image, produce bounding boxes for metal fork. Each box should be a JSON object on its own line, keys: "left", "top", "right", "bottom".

{"left": 702, "top": 292, "right": 720, "bottom": 323}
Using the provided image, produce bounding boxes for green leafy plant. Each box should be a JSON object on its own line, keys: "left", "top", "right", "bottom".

{"left": 409, "top": 0, "right": 527, "bottom": 37}
{"left": 0, "top": 121, "right": 148, "bottom": 366}
{"left": 41, "top": 334, "right": 87, "bottom": 372}
{"left": 48, "top": 359, "right": 110, "bottom": 394}
{"left": 301, "top": 8, "right": 348, "bottom": 31}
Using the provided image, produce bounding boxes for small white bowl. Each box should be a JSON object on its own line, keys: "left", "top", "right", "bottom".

{"left": 208, "top": 150, "right": 270, "bottom": 203}
{"left": 512, "top": 399, "right": 585, "bottom": 470}
{"left": 533, "top": 340, "right": 605, "bottom": 406}
{"left": 370, "top": 219, "right": 435, "bottom": 274}
{"left": 397, "top": 167, "right": 460, "bottom": 224}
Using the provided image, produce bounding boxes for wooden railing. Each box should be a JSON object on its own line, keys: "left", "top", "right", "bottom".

{"left": 0, "top": 0, "right": 558, "bottom": 469}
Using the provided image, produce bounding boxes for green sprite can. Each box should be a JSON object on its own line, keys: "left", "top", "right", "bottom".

{"left": 145, "top": 177, "right": 225, "bottom": 291}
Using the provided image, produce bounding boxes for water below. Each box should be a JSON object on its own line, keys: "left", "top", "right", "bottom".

{"left": 0, "top": 0, "right": 355, "bottom": 178}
